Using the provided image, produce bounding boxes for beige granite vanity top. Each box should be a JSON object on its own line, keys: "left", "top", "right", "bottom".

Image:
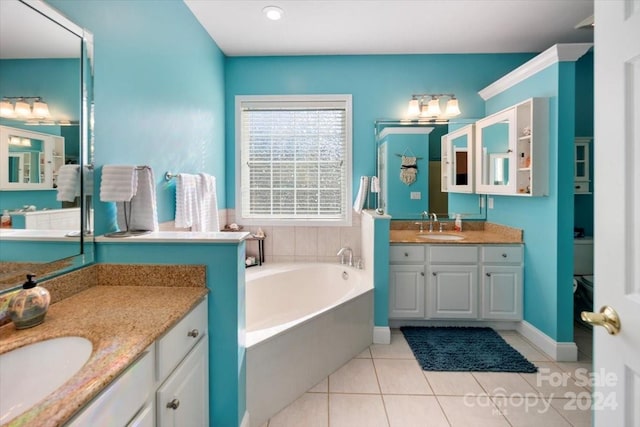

{"left": 0, "top": 267, "right": 208, "bottom": 427}
{"left": 390, "top": 222, "right": 523, "bottom": 244}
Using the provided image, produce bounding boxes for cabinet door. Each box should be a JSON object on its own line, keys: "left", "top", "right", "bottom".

{"left": 481, "top": 265, "right": 522, "bottom": 320}
{"left": 157, "top": 336, "right": 209, "bottom": 427}
{"left": 475, "top": 109, "right": 516, "bottom": 195}
{"left": 442, "top": 124, "right": 474, "bottom": 193}
{"left": 427, "top": 265, "right": 478, "bottom": 319}
{"left": 389, "top": 264, "right": 425, "bottom": 318}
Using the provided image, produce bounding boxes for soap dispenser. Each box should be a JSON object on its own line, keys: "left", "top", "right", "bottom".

{"left": 8, "top": 274, "right": 51, "bottom": 329}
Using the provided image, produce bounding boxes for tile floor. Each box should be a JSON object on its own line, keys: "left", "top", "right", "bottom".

{"left": 261, "top": 326, "right": 593, "bottom": 427}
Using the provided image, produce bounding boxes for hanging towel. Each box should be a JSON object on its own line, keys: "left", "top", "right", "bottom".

{"left": 56, "top": 165, "right": 80, "bottom": 202}
{"left": 83, "top": 165, "right": 94, "bottom": 196}
{"left": 370, "top": 176, "right": 380, "bottom": 193}
{"left": 174, "top": 173, "right": 220, "bottom": 232}
{"left": 175, "top": 173, "right": 199, "bottom": 229}
{"left": 116, "top": 167, "right": 158, "bottom": 232}
{"left": 195, "top": 173, "right": 220, "bottom": 232}
{"left": 353, "top": 176, "right": 369, "bottom": 214}
{"left": 100, "top": 165, "right": 137, "bottom": 202}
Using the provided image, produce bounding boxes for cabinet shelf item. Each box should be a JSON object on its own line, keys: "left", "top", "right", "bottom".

{"left": 475, "top": 98, "right": 549, "bottom": 196}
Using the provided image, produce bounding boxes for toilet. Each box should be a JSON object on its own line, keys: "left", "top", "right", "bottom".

{"left": 574, "top": 237, "right": 594, "bottom": 324}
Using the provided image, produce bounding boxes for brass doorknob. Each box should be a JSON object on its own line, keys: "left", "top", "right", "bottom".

{"left": 581, "top": 306, "right": 621, "bottom": 335}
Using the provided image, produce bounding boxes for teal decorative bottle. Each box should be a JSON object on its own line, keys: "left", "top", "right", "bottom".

{"left": 8, "top": 274, "right": 51, "bottom": 329}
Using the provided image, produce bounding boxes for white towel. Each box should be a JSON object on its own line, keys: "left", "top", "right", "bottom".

{"left": 175, "top": 173, "right": 220, "bottom": 232}
{"left": 116, "top": 167, "right": 158, "bottom": 232}
{"left": 353, "top": 176, "right": 369, "bottom": 214}
{"left": 370, "top": 176, "right": 380, "bottom": 193}
{"left": 99, "top": 165, "right": 137, "bottom": 202}
{"left": 56, "top": 165, "right": 80, "bottom": 202}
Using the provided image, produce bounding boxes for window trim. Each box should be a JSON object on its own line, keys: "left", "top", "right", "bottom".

{"left": 235, "top": 94, "right": 353, "bottom": 227}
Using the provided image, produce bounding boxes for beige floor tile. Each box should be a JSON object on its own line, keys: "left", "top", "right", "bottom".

{"left": 437, "top": 395, "right": 510, "bottom": 427}
{"left": 500, "top": 335, "right": 551, "bottom": 362}
{"left": 424, "top": 371, "right": 485, "bottom": 396}
{"left": 268, "top": 393, "right": 328, "bottom": 427}
{"left": 329, "top": 358, "right": 380, "bottom": 394}
{"left": 373, "top": 359, "right": 432, "bottom": 395}
{"left": 356, "top": 347, "right": 372, "bottom": 358}
{"left": 521, "top": 362, "right": 590, "bottom": 397}
{"left": 308, "top": 377, "right": 328, "bottom": 393}
{"left": 554, "top": 362, "right": 594, "bottom": 391}
{"left": 493, "top": 396, "right": 572, "bottom": 427}
{"left": 550, "top": 398, "right": 593, "bottom": 426}
{"left": 369, "top": 332, "right": 415, "bottom": 359}
{"left": 473, "top": 372, "right": 538, "bottom": 396}
{"left": 383, "top": 395, "right": 449, "bottom": 427}
{"left": 329, "top": 394, "right": 389, "bottom": 427}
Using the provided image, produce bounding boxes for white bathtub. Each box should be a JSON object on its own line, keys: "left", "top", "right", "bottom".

{"left": 245, "top": 263, "right": 374, "bottom": 427}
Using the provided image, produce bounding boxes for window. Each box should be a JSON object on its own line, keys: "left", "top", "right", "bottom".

{"left": 236, "top": 95, "right": 352, "bottom": 226}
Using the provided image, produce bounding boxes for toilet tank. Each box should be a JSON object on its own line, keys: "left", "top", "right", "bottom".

{"left": 574, "top": 237, "right": 594, "bottom": 275}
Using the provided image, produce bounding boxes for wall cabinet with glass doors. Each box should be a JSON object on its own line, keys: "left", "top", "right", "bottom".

{"left": 474, "top": 98, "right": 548, "bottom": 196}
{"left": 574, "top": 137, "right": 591, "bottom": 194}
{"left": 441, "top": 124, "right": 474, "bottom": 194}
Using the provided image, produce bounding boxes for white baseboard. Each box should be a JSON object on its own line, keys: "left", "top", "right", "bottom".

{"left": 373, "top": 326, "right": 391, "bottom": 344}
{"left": 240, "top": 411, "right": 250, "bottom": 427}
{"left": 516, "top": 321, "right": 578, "bottom": 362}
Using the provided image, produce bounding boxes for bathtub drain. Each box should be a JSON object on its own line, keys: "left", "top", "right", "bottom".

{"left": 342, "top": 271, "right": 349, "bottom": 280}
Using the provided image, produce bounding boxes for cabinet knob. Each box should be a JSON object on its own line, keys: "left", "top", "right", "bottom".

{"left": 432, "top": 272, "right": 437, "bottom": 276}
{"left": 502, "top": 253, "right": 507, "bottom": 258}
{"left": 404, "top": 252, "right": 409, "bottom": 257}
{"left": 420, "top": 272, "right": 425, "bottom": 276}
{"left": 486, "top": 272, "right": 491, "bottom": 277}
{"left": 167, "top": 398, "right": 180, "bottom": 410}
{"left": 187, "top": 329, "right": 199, "bottom": 338}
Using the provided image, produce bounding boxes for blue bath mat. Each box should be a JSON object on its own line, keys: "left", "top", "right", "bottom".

{"left": 400, "top": 326, "right": 537, "bottom": 373}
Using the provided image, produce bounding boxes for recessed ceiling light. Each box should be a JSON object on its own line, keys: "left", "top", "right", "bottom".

{"left": 263, "top": 6, "right": 284, "bottom": 21}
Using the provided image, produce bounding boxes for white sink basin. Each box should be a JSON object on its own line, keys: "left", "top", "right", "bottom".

{"left": 417, "top": 233, "right": 465, "bottom": 241}
{"left": 0, "top": 336, "right": 92, "bottom": 423}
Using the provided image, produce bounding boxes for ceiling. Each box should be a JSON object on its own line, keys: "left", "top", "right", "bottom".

{"left": 184, "top": 0, "right": 594, "bottom": 57}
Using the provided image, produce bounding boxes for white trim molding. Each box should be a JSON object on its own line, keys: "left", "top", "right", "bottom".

{"left": 373, "top": 326, "right": 391, "bottom": 344}
{"left": 240, "top": 411, "right": 250, "bottom": 427}
{"left": 479, "top": 43, "right": 593, "bottom": 100}
{"left": 516, "top": 321, "right": 578, "bottom": 362}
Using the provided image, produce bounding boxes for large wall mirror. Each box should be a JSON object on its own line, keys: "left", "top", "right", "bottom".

{"left": 375, "top": 120, "right": 486, "bottom": 221}
{"left": 0, "top": 0, "right": 94, "bottom": 292}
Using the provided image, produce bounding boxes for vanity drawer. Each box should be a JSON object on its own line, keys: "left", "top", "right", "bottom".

{"left": 390, "top": 245, "right": 425, "bottom": 263}
{"left": 574, "top": 181, "right": 590, "bottom": 193}
{"left": 482, "top": 246, "right": 523, "bottom": 263}
{"left": 156, "top": 297, "right": 208, "bottom": 382}
{"left": 429, "top": 245, "right": 478, "bottom": 264}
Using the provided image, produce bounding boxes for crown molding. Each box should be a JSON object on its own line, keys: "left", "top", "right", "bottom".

{"left": 479, "top": 43, "right": 593, "bottom": 101}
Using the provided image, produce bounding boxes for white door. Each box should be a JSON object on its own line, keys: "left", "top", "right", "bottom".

{"left": 591, "top": 1, "right": 640, "bottom": 425}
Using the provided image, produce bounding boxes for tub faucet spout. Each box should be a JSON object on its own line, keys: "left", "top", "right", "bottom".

{"left": 337, "top": 246, "right": 353, "bottom": 266}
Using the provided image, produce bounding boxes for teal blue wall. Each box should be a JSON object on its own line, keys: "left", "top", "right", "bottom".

{"left": 50, "top": 0, "right": 226, "bottom": 235}
{"left": 484, "top": 62, "right": 577, "bottom": 342}
{"left": 224, "top": 54, "right": 536, "bottom": 208}
{"left": 0, "top": 240, "right": 79, "bottom": 262}
{"left": 96, "top": 241, "right": 246, "bottom": 427}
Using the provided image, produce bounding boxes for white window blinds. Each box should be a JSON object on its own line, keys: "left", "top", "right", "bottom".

{"left": 237, "top": 95, "right": 352, "bottom": 225}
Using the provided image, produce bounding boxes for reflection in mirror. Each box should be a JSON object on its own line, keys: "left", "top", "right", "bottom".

{"left": 0, "top": 0, "right": 94, "bottom": 293}
{"left": 375, "top": 120, "right": 486, "bottom": 220}
{"left": 479, "top": 118, "right": 510, "bottom": 187}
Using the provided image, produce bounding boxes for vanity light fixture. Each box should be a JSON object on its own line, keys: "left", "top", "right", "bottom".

{"left": 263, "top": 6, "right": 284, "bottom": 21}
{"left": 0, "top": 97, "right": 51, "bottom": 119}
{"left": 407, "top": 94, "right": 461, "bottom": 119}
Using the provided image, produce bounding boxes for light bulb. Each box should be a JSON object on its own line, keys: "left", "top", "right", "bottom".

{"left": 0, "top": 100, "right": 15, "bottom": 117}
{"left": 425, "top": 97, "right": 441, "bottom": 117}
{"left": 32, "top": 100, "right": 50, "bottom": 118}
{"left": 263, "top": 6, "right": 284, "bottom": 20}
{"left": 445, "top": 97, "right": 461, "bottom": 116}
{"left": 407, "top": 98, "right": 420, "bottom": 116}
{"left": 14, "top": 100, "right": 31, "bottom": 117}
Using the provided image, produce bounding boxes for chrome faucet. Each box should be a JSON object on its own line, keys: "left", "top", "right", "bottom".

{"left": 337, "top": 246, "right": 354, "bottom": 266}
{"left": 417, "top": 211, "right": 430, "bottom": 232}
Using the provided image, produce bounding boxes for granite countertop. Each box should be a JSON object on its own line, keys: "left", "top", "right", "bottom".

{"left": 0, "top": 285, "right": 208, "bottom": 427}
{"left": 390, "top": 222, "right": 523, "bottom": 244}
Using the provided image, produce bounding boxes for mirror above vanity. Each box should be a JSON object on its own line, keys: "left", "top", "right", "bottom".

{"left": 374, "top": 119, "right": 486, "bottom": 221}
{"left": 0, "top": 0, "right": 94, "bottom": 292}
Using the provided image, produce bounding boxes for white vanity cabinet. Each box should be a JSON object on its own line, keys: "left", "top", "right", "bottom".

{"left": 441, "top": 124, "right": 475, "bottom": 193}
{"left": 480, "top": 246, "right": 523, "bottom": 320}
{"left": 475, "top": 98, "right": 548, "bottom": 196}
{"left": 66, "top": 297, "right": 208, "bottom": 427}
{"left": 389, "top": 244, "right": 523, "bottom": 323}
{"left": 427, "top": 246, "right": 479, "bottom": 319}
{"left": 389, "top": 245, "right": 426, "bottom": 318}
